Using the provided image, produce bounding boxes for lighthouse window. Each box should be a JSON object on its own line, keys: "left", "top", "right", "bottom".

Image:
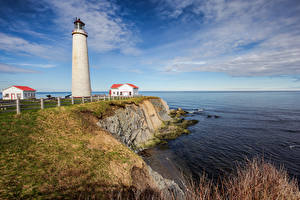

{"left": 74, "top": 23, "right": 84, "bottom": 30}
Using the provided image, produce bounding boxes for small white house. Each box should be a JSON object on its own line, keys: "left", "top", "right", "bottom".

{"left": 109, "top": 83, "right": 139, "bottom": 97}
{"left": 2, "top": 86, "right": 36, "bottom": 100}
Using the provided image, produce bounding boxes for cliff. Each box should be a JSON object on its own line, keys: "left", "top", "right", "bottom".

{"left": 0, "top": 97, "right": 184, "bottom": 199}
{"left": 97, "top": 98, "right": 171, "bottom": 151}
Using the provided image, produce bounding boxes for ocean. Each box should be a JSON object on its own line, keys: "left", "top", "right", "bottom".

{"left": 1, "top": 91, "right": 300, "bottom": 182}
{"left": 140, "top": 91, "right": 300, "bottom": 183}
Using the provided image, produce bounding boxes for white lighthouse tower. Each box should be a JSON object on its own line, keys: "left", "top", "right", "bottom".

{"left": 72, "top": 18, "right": 91, "bottom": 97}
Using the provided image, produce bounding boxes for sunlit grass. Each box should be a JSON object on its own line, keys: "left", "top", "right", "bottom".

{"left": 0, "top": 97, "right": 151, "bottom": 199}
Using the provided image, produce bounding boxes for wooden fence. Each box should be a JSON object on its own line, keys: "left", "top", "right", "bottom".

{"left": 0, "top": 95, "right": 137, "bottom": 114}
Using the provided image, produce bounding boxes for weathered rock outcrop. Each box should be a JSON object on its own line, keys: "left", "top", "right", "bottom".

{"left": 97, "top": 98, "right": 186, "bottom": 199}
{"left": 97, "top": 98, "right": 171, "bottom": 150}
{"left": 96, "top": 97, "right": 197, "bottom": 199}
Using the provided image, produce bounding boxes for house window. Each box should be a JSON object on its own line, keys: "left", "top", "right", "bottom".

{"left": 120, "top": 92, "right": 122, "bottom": 95}
{"left": 129, "top": 92, "right": 132, "bottom": 96}
{"left": 17, "top": 93, "right": 21, "bottom": 98}
{"left": 117, "top": 92, "right": 119, "bottom": 95}
{"left": 113, "top": 92, "right": 115, "bottom": 94}
{"left": 4, "top": 94, "right": 9, "bottom": 97}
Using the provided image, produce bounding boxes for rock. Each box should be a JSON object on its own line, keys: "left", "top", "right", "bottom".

{"left": 157, "top": 118, "right": 198, "bottom": 140}
{"left": 183, "top": 129, "right": 190, "bottom": 134}
{"left": 169, "top": 109, "right": 177, "bottom": 118}
{"left": 214, "top": 115, "right": 220, "bottom": 118}
{"left": 171, "top": 117, "right": 183, "bottom": 124}
{"left": 169, "top": 109, "right": 176, "bottom": 114}
{"left": 181, "top": 119, "right": 198, "bottom": 128}
{"left": 207, "top": 115, "right": 212, "bottom": 118}
{"left": 97, "top": 98, "right": 170, "bottom": 151}
{"left": 147, "top": 166, "right": 185, "bottom": 200}
{"left": 175, "top": 109, "right": 188, "bottom": 117}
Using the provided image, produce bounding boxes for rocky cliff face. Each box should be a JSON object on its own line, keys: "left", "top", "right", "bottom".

{"left": 97, "top": 98, "right": 171, "bottom": 151}
{"left": 97, "top": 98, "right": 185, "bottom": 199}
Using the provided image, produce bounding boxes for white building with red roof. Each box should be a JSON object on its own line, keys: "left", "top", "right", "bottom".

{"left": 2, "top": 85, "right": 36, "bottom": 100}
{"left": 109, "top": 83, "right": 139, "bottom": 97}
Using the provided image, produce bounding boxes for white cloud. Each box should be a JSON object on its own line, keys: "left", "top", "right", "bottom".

{"left": 165, "top": 48, "right": 300, "bottom": 76}
{"left": 0, "top": 33, "right": 66, "bottom": 60}
{"left": 0, "top": 63, "right": 39, "bottom": 74}
{"left": 0, "top": 0, "right": 140, "bottom": 62}
{"left": 42, "top": 0, "right": 141, "bottom": 55}
{"left": 158, "top": 0, "right": 300, "bottom": 76}
{"left": 12, "top": 63, "right": 56, "bottom": 68}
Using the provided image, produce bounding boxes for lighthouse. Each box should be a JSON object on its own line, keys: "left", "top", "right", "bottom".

{"left": 72, "top": 18, "right": 91, "bottom": 97}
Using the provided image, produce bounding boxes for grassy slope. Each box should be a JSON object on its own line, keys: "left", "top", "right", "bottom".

{"left": 0, "top": 97, "right": 154, "bottom": 199}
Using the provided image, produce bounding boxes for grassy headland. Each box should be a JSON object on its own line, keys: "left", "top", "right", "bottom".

{"left": 0, "top": 97, "right": 158, "bottom": 199}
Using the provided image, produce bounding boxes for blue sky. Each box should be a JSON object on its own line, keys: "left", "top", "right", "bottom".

{"left": 0, "top": 0, "right": 300, "bottom": 91}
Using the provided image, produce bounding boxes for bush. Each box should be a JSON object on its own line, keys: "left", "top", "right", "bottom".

{"left": 184, "top": 158, "right": 300, "bottom": 200}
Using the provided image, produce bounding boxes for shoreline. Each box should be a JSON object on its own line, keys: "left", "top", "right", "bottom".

{"left": 1, "top": 96, "right": 299, "bottom": 199}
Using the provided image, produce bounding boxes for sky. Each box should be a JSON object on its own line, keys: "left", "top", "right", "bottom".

{"left": 0, "top": 0, "right": 300, "bottom": 91}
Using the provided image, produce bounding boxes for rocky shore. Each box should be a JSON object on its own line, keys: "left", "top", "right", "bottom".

{"left": 96, "top": 97, "right": 198, "bottom": 198}
{"left": 97, "top": 98, "right": 198, "bottom": 151}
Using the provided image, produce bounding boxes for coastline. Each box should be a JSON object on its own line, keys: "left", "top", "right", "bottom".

{"left": 1, "top": 95, "right": 299, "bottom": 199}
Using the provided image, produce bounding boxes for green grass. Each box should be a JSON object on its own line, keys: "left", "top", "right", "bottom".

{"left": 0, "top": 96, "right": 153, "bottom": 199}
{"left": 0, "top": 97, "right": 156, "bottom": 115}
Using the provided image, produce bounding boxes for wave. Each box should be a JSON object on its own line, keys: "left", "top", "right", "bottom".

{"left": 187, "top": 108, "right": 205, "bottom": 114}
{"left": 289, "top": 145, "right": 300, "bottom": 149}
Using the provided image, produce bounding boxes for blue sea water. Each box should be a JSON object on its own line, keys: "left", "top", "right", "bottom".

{"left": 140, "top": 91, "right": 300, "bottom": 183}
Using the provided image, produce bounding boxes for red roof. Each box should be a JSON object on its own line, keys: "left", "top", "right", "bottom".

{"left": 111, "top": 84, "right": 124, "bottom": 89}
{"left": 110, "top": 83, "right": 139, "bottom": 89}
{"left": 13, "top": 85, "right": 36, "bottom": 91}
{"left": 126, "top": 83, "right": 139, "bottom": 89}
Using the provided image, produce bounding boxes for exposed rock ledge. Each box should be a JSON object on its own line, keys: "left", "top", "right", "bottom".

{"left": 97, "top": 98, "right": 172, "bottom": 151}
{"left": 96, "top": 97, "right": 187, "bottom": 199}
